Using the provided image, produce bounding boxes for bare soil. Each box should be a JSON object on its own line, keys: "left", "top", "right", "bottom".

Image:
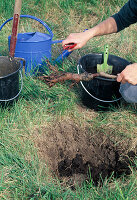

{"left": 33, "top": 117, "right": 136, "bottom": 187}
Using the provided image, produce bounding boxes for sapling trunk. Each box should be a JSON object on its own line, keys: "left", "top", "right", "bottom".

{"left": 38, "top": 61, "right": 117, "bottom": 87}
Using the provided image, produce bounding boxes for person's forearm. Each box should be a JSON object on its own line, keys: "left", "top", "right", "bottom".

{"left": 85, "top": 17, "right": 118, "bottom": 40}
{"left": 62, "top": 17, "right": 118, "bottom": 50}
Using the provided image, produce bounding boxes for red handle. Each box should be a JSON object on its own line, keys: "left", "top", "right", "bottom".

{"left": 9, "top": 14, "right": 20, "bottom": 57}
{"left": 9, "top": 0, "right": 22, "bottom": 57}
{"left": 63, "top": 43, "right": 77, "bottom": 50}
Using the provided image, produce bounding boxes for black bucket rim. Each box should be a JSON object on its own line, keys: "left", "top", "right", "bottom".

{"left": 78, "top": 63, "right": 116, "bottom": 82}
{"left": 0, "top": 56, "right": 22, "bottom": 79}
{"left": 78, "top": 53, "right": 131, "bottom": 82}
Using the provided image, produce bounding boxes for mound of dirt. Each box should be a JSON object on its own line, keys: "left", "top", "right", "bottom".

{"left": 33, "top": 118, "right": 136, "bottom": 186}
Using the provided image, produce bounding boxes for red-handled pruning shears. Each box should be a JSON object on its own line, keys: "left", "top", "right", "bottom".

{"left": 63, "top": 43, "right": 77, "bottom": 50}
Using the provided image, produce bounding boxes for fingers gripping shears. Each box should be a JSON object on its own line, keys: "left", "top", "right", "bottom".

{"left": 63, "top": 43, "right": 77, "bottom": 50}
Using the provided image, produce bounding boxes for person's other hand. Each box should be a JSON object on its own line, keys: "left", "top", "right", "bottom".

{"left": 117, "top": 63, "right": 137, "bottom": 85}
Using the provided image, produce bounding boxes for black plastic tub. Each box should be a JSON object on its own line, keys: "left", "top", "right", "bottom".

{"left": 0, "top": 56, "right": 24, "bottom": 106}
{"left": 77, "top": 53, "right": 131, "bottom": 110}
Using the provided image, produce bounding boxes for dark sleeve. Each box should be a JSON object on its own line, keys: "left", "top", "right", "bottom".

{"left": 112, "top": 0, "right": 137, "bottom": 32}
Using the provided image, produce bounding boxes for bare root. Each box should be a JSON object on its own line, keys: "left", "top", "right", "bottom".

{"left": 38, "top": 61, "right": 117, "bottom": 87}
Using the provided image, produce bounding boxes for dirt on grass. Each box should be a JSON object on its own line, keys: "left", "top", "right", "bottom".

{"left": 33, "top": 117, "right": 136, "bottom": 187}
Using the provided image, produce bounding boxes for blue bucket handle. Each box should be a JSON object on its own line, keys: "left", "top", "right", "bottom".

{"left": 0, "top": 15, "right": 54, "bottom": 39}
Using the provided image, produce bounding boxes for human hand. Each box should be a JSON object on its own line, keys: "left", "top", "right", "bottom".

{"left": 62, "top": 31, "right": 92, "bottom": 51}
{"left": 117, "top": 63, "right": 137, "bottom": 85}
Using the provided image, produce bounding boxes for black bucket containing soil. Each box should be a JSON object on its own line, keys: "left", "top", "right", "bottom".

{"left": 77, "top": 53, "right": 131, "bottom": 110}
{"left": 0, "top": 56, "right": 25, "bottom": 105}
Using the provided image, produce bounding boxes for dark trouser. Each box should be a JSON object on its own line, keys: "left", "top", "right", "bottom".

{"left": 119, "top": 83, "right": 137, "bottom": 103}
